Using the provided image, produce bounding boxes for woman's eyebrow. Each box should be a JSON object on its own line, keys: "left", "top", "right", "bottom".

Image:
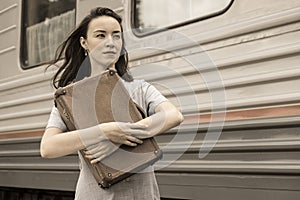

{"left": 93, "top": 30, "right": 121, "bottom": 34}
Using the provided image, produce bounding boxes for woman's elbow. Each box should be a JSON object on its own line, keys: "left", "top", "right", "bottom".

{"left": 177, "top": 110, "right": 184, "bottom": 124}
{"left": 172, "top": 109, "right": 184, "bottom": 126}
{"left": 40, "top": 148, "right": 47, "bottom": 158}
{"left": 40, "top": 128, "right": 62, "bottom": 158}
{"left": 40, "top": 143, "right": 50, "bottom": 158}
{"left": 179, "top": 110, "right": 184, "bottom": 123}
{"left": 40, "top": 141, "right": 55, "bottom": 158}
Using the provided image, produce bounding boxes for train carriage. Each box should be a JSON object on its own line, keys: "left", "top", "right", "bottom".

{"left": 0, "top": 0, "right": 300, "bottom": 199}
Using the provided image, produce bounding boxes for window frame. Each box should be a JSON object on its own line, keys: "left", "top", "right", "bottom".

{"left": 20, "top": 0, "right": 77, "bottom": 69}
{"left": 131, "top": 0, "right": 234, "bottom": 37}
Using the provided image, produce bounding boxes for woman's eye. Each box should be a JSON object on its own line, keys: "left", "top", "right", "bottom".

{"left": 113, "top": 35, "right": 121, "bottom": 40}
{"left": 96, "top": 34, "right": 105, "bottom": 38}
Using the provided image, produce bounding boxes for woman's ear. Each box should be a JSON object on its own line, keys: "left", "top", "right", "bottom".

{"left": 80, "top": 36, "right": 88, "bottom": 50}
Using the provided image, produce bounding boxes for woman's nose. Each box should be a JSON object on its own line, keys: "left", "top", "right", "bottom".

{"left": 105, "top": 36, "right": 114, "bottom": 48}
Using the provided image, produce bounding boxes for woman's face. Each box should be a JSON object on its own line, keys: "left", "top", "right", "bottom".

{"left": 80, "top": 16, "right": 122, "bottom": 70}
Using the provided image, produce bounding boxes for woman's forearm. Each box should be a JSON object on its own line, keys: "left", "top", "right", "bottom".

{"left": 40, "top": 122, "right": 146, "bottom": 159}
{"left": 40, "top": 125, "right": 102, "bottom": 158}
{"left": 136, "top": 103, "right": 184, "bottom": 138}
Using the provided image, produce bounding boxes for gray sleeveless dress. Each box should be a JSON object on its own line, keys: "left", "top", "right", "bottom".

{"left": 46, "top": 79, "right": 167, "bottom": 200}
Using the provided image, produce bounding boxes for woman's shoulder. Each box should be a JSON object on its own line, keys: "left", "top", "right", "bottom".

{"left": 121, "top": 78, "right": 152, "bottom": 98}
{"left": 122, "top": 78, "right": 149, "bottom": 88}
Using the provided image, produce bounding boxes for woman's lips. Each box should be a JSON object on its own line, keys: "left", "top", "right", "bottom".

{"left": 103, "top": 51, "right": 116, "bottom": 55}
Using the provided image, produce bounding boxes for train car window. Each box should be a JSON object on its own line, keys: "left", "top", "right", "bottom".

{"left": 132, "top": 0, "right": 233, "bottom": 35}
{"left": 21, "top": 0, "right": 76, "bottom": 69}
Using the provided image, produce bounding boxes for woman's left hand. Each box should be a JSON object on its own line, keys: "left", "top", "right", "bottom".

{"left": 84, "top": 141, "right": 121, "bottom": 164}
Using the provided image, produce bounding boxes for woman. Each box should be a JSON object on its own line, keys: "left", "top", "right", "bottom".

{"left": 41, "top": 7, "right": 183, "bottom": 199}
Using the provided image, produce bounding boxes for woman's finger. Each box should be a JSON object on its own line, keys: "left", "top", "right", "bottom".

{"left": 84, "top": 150, "right": 92, "bottom": 155}
{"left": 90, "top": 154, "right": 107, "bottom": 164}
{"left": 91, "top": 158, "right": 103, "bottom": 164}
{"left": 126, "top": 135, "right": 143, "bottom": 144}
{"left": 86, "top": 146, "right": 105, "bottom": 155}
{"left": 123, "top": 140, "right": 138, "bottom": 147}
{"left": 85, "top": 154, "right": 94, "bottom": 159}
{"left": 91, "top": 158, "right": 100, "bottom": 164}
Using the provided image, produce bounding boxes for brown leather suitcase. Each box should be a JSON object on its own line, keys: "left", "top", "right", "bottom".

{"left": 54, "top": 69, "right": 162, "bottom": 188}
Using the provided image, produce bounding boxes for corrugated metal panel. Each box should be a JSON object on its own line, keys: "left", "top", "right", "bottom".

{"left": 0, "top": 72, "right": 55, "bottom": 132}
{"left": 157, "top": 173, "right": 300, "bottom": 200}
{"left": 131, "top": 25, "right": 300, "bottom": 112}
{"left": 0, "top": 1, "right": 19, "bottom": 79}
{"left": 0, "top": 137, "right": 79, "bottom": 190}
{"left": 124, "top": 0, "right": 300, "bottom": 199}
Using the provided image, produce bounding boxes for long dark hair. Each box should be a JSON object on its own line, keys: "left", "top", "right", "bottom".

{"left": 49, "top": 7, "right": 133, "bottom": 89}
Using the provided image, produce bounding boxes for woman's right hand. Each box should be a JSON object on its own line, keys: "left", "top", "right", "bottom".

{"left": 82, "top": 122, "right": 146, "bottom": 163}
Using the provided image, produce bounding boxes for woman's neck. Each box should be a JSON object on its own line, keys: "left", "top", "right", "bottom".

{"left": 89, "top": 57, "right": 115, "bottom": 76}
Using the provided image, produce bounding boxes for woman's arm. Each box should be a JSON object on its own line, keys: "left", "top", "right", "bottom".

{"left": 40, "top": 126, "right": 97, "bottom": 158}
{"left": 134, "top": 101, "right": 184, "bottom": 138}
{"left": 40, "top": 122, "right": 145, "bottom": 159}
